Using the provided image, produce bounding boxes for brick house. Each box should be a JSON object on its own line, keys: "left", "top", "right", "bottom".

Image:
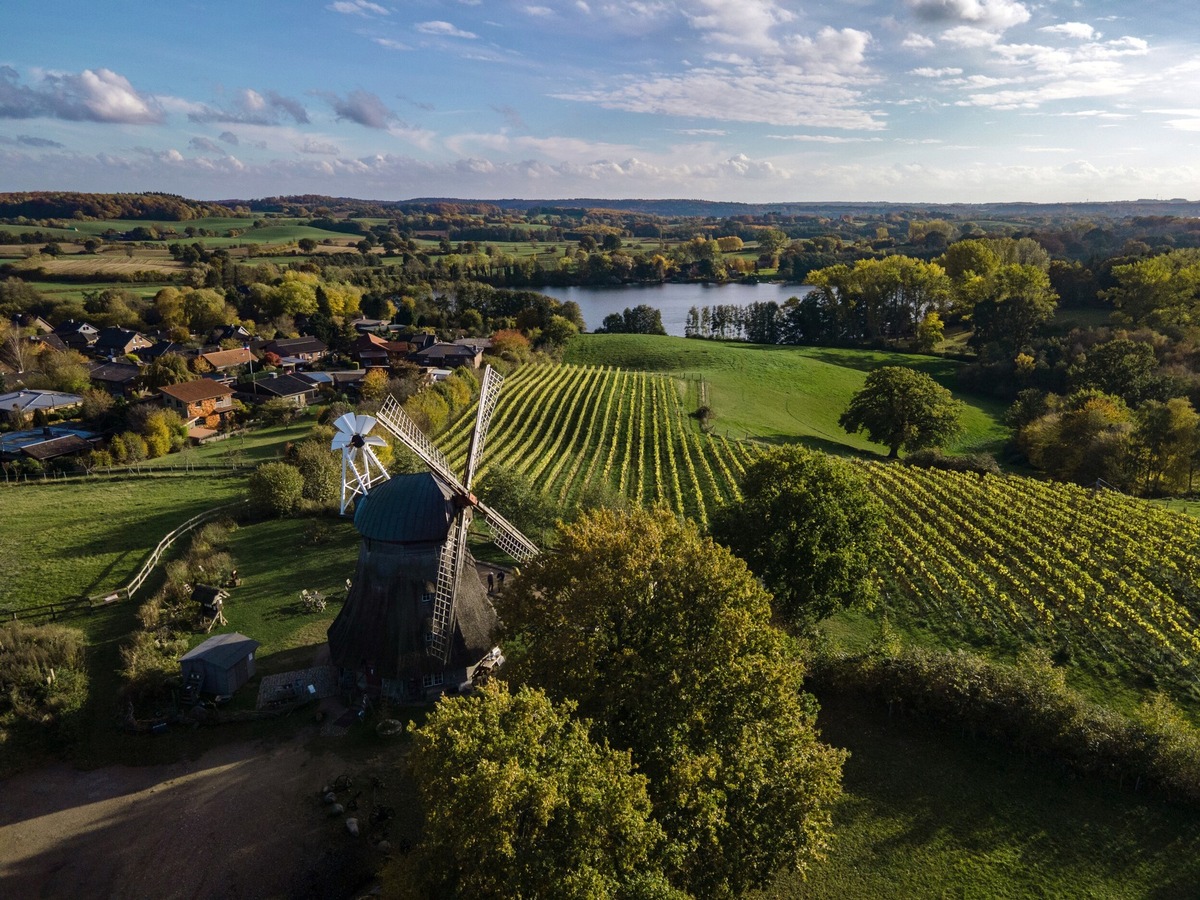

{"left": 159, "top": 379, "right": 234, "bottom": 427}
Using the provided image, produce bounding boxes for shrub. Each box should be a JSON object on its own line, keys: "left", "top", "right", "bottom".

{"left": 120, "top": 630, "right": 188, "bottom": 702}
{"left": 904, "top": 448, "right": 1002, "bottom": 476}
{"left": 0, "top": 621, "right": 89, "bottom": 739}
{"left": 813, "top": 646, "right": 1200, "bottom": 807}
{"left": 248, "top": 461, "right": 304, "bottom": 517}
{"left": 257, "top": 397, "right": 299, "bottom": 426}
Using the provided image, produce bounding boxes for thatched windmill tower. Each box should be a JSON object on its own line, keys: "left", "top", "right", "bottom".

{"left": 326, "top": 367, "right": 538, "bottom": 701}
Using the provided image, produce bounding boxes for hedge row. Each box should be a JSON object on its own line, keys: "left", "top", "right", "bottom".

{"left": 812, "top": 646, "right": 1200, "bottom": 806}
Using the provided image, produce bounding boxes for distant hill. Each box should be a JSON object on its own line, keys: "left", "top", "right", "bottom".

{"left": 4, "top": 190, "right": 1199, "bottom": 224}
{"left": 225, "top": 195, "right": 1200, "bottom": 222}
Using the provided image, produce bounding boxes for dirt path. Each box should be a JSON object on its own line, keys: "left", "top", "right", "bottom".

{"left": 0, "top": 735, "right": 371, "bottom": 899}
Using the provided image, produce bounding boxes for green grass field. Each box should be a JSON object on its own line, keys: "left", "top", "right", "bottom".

{"left": 762, "top": 696, "right": 1200, "bottom": 898}
{"left": 564, "top": 333, "right": 1008, "bottom": 455}
{"left": 0, "top": 473, "right": 245, "bottom": 616}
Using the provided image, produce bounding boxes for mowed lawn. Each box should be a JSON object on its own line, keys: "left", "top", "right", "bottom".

{"left": 0, "top": 473, "right": 244, "bottom": 613}
{"left": 565, "top": 334, "right": 1008, "bottom": 456}
{"left": 760, "top": 697, "right": 1200, "bottom": 899}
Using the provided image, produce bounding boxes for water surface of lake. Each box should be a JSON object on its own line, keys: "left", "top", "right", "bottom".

{"left": 537, "top": 282, "right": 814, "bottom": 336}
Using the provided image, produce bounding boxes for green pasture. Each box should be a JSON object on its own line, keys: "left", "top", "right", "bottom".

{"left": 763, "top": 696, "right": 1200, "bottom": 898}
{"left": 564, "top": 334, "right": 1008, "bottom": 456}
{"left": 0, "top": 473, "right": 244, "bottom": 615}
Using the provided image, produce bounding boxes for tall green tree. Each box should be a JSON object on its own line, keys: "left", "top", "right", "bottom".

{"left": 498, "top": 507, "right": 846, "bottom": 899}
{"left": 710, "top": 447, "right": 884, "bottom": 627}
{"left": 385, "top": 683, "right": 677, "bottom": 900}
{"left": 967, "top": 264, "right": 1058, "bottom": 353}
{"left": 839, "top": 366, "right": 963, "bottom": 458}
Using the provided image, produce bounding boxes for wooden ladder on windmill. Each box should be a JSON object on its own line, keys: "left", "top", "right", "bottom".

{"left": 375, "top": 367, "right": 539, "bottom": 664}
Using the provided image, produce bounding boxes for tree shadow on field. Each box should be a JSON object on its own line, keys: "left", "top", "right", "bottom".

{"left": 751, "top": 433, "right": 882, "bottom": 460}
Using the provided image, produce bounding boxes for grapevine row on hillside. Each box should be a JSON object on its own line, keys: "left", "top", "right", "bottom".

{"left": 861, "top": 461, "right": 1200, "bottom": 691}
{"left": 432, "top": 362, "right": 755, "bottom": 522}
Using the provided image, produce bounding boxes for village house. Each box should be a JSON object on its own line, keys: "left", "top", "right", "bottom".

{"left": 92, "top": 327, "right": 153, "bottom": 359}
{"left": 200, "top": 346, "right": 255, "bottom": 373}
{"left": 52, "top": 320, "right": 99, "bottom": 351}
{"left": 261, "top": 336, "right": 328, "bottom": 366}
{"left": 249, "top": 372, "right": 318, "bottom": 407}
{"left": 87, "top": 361, "right": 142, "bottom": 397}
{"left": 158, "top": 379, "right": 234, "bottom": 427}
{"left": 412, "top": 341, "right": 484, "bottom": 369}
{"left": 349, "top": 332, "right": 414, "bottom": 369}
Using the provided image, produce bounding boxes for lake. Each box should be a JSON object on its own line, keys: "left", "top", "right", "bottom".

{"left": 537, "top": 282, "right": 815, "bottom": 336}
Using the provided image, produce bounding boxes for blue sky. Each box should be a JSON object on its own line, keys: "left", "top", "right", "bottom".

{"left": 2, "top": 0, "right": 1199, "bottom": 203}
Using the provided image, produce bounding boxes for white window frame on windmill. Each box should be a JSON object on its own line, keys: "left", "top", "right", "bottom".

{"left": 422, "top": 672, "right": 444, "bottom": 688}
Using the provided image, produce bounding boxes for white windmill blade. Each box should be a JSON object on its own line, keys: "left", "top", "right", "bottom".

{"left": 464, "top": 365, "right": 504, "bottom": 491}
{"left": 333, "top": 412, "right": 358, "bottom": 435}
{"left": 475, "top": 499, "right": 539, "bottom": 562}
{"left": 375, "top": 394, "right": 466, "bottom": 494}
{"left": 429, "top": 510, "right": 471, "bottom": 662}
{"left": 331, "top": 432, "right": 352, "bottom": 450}
{"left": 354, "top": 414, "right": 378, "bottom": 435}
{"left": 363, "top": 434, "right": 388, "bottom": 447}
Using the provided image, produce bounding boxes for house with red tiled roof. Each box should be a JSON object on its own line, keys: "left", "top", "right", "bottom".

{"left": 159, "top": 379, "right": 234, "bottom": 427}
{"left": 200, "top": 347, "right": 254, "bottom": 372}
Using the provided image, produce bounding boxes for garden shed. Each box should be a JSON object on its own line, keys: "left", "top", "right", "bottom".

{"left": 179, "top": 632, "right": 260, "bottom": 696}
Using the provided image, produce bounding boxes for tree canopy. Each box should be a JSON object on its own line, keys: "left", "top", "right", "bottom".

{"left": 839, "top": 365, "right": 964, "bottom": 458}
{"left": 497, "top": 507, "right": 846, "bottom": 898}
{"left": 385, "top": 682, "right": 678, "bottom": 900}
{"left": 710, "top": 447, "right": 884, "bottom": 627}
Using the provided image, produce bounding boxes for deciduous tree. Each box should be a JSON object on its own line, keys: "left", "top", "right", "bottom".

{"left": 384, "top": 683, "right": 677, "bottom": 900}
{"left": 840, "top": 366, "right": 963, "bottom": 458}
{"left": 498, "top": 507, "right": 846, "bottom": 898}
{"left": 710, "top": 447, "right": 884, "bottom": 627}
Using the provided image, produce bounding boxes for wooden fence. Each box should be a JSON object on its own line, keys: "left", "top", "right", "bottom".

{"left": 3, "top": 500, "right": 247, "bottom": 624}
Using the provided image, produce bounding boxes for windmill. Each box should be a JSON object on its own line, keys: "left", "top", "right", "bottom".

{"left": 326, "top": 365, "right": 539, "bottom": 701}
{"left": 331, "top": 412, "right": 390, "bottom": 515}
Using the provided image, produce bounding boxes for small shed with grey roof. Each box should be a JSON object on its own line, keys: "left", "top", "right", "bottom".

{"left": 179, "top": 632, "right": 260, "bottom": 696}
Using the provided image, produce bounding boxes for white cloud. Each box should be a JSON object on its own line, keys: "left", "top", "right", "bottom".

{"left": 902, "top": 32, "right": 936, "bottom": 49}
{"left": 1040, "top": 22, "right": 1097, "bottom": 41}
{"left": 327, "top": 1, "right": 388, "bottom": 17}
{"left": 687, "top": 0, "right": 795, "bottom": 52}
{"left": 0, "top": 66, "right": 163, "bottom": 124}
{"left": 941, "top": 26, "right": 1000, "bottom": 48}
{"left": 373, "top": 38, "right": 412, "bottom": 51}
{"left": 767, "top": 134, "right": 885, "bottom": 143}
{"left": 555, "top": 59, "right": 884, "bottom": 129}
{"left": 907, "top": 0, "right": 1031, "bottom": 31}
{"left": 524, "top": 5, "right": 554, "bottom": 16}
{"left": 416, "top": 21, "right": 478, "bottom": 39}
{"left": 910, "top": 67, "right": 964, "bottom": 77}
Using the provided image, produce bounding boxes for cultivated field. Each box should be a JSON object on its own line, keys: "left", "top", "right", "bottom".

{"left": 438, "top": 355, "right": 1200, "bottom": 710}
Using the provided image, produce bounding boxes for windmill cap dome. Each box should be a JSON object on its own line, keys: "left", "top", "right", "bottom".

{"left": 354, "top": 472, "right": 456, "bottom": 543}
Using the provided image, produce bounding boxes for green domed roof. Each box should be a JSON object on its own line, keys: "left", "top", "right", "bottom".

{"left": 354, "top": 472, "right": 456, "bottom": 544}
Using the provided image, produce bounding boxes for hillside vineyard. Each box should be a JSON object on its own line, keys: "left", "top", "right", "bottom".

{"left": 439, "top": 361, "right": 1200, "bottom": 697}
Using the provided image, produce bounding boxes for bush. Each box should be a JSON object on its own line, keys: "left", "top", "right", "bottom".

{"left": 904, "top": 449, "right": 1002, "bottom": 476}
{"left": 291, "top": 439, "right": 340, "bottom": 506}
{"left": 813, "top": 646, "right": 1200, "bottom": 806}
{"left": 120, "top": 630, "right": 188, "bottom": 702}
{"left": 257, "top": 397, "right": 299, "bottom": 426}
{"left": 248, "top": 461, "right": 304, "bottom": 517}
{"left": 0, "top": 621, "right": 88, "bottom": 738}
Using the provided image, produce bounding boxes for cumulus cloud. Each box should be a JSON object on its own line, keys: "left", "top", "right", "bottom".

{"left": 525, "top": 5, "right": 554, "bottom": 16}
{"left": 911, "top": 66, "right": 963, "bottom": 77}
{"left": 300, "top": 137, "right": 341, "bottom": 155}
{"left": 188, "top": 136, "right": 224, "bottom": 153}
{"left": 902, "top": 32, "right": 936, "bottom": 49}
{"left": 319, "top": 89, "right": 397, "bottom": 128}
{"left": 374, "top": 38, "right": 412, "bottom": 50}
{"left": 907, "top": 0, "right": 1030, "bottom": 30}
{"left": 1040, "top": 22, "right": 1097, "bottom": 41}
{"left": 0, "top": 65, "right": 162, "bottom": 123}
{"left": 188, "top": 88, "right": 309, "bottom": 126}
{"left": 327, "top": 1, "right": 388, "bottom": 16}
{"left": 416, "top": 21, "right": 478, "bottom": 38}
{"left": 767, "top": 134, "right": 885, "bottom": 143}
{"left": 687, "top": 0, "right": 796, "bottom": 52}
